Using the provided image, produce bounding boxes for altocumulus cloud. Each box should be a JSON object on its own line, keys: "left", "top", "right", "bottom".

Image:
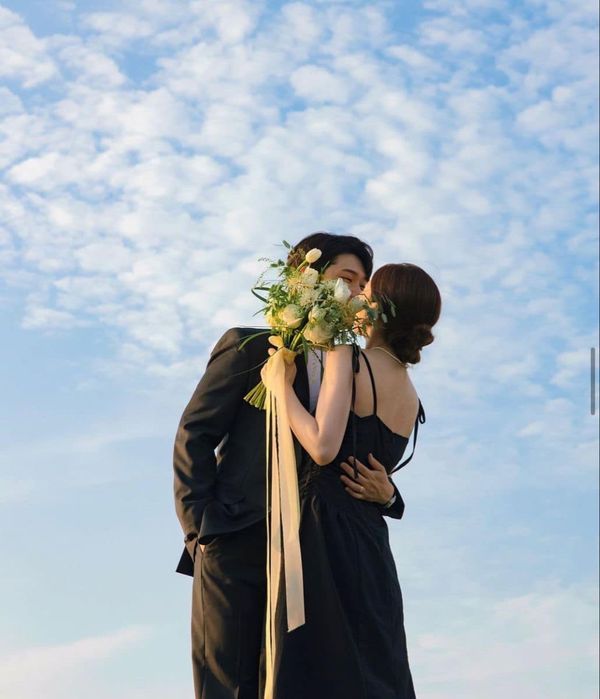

{"left": 0, "top": 1, "right": 597, "bottom": 697}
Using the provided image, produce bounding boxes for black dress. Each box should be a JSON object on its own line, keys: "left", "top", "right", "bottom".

{"left": 271, "top": 347, "right": 426, "bottom": 699}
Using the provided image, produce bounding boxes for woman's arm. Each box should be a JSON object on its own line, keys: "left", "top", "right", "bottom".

{"left": 284, "top": 345, "right": 354, "bottom": 466}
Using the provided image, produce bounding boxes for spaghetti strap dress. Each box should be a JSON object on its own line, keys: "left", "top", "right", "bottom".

{"left": 270, "top": 345, "right": 426, "bottom": 699}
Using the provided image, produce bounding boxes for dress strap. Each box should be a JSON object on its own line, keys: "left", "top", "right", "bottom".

{"left": 350, "top": 343, "right": 361, "bottom": 480}
{"left": 359, "top": 350, "right": 378, "bottom": 415}
{"left": 389, "top": 399, "right": 426, "bottom": 474}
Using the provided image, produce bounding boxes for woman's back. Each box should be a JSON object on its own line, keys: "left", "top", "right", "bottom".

{"left": 299, "top": 346, "right": 425, "bottom": 523}
{"left": 351, "top": 347, "right": 421, "bottom": 439}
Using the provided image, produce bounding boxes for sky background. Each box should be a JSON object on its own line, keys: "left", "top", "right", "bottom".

{"left": 0, "top": 0, "right": 598, "bottom": 697}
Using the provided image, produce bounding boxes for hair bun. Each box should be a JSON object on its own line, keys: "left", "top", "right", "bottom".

{"left": 370, "top": 262, "right": 441, "bottom": 366}
{"left": 385, "top": 323, "right": 434, "bottom": 365}
{"left": 410, "top": 323, "right": 434, "bottom": 348}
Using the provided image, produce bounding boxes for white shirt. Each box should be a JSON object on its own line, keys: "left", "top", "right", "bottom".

{"left": 306, "top": 348, "right": 325, "bottom": 414}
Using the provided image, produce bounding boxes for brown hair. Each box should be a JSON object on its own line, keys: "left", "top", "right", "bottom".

{"left": 370, "top": 263, "right": 441, "bottom": 365}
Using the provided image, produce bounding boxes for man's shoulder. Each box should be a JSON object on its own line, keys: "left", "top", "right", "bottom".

{"left": 232, "top": 326, "right": 270, "bottom": 337}
{"left": 214, "top": 326, "right": 271, "bottom": 354}
{"left": 221, "top": 326, "right": 270, "bottom": 341}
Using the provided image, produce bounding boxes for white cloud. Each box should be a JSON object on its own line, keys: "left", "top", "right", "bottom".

{"left": 8, "top": 152, "right": 62, "bottom": 186}
{"left": 0, "top": 626, "right": 152, "bottom": 699}
{"left": 50, "top": 35, "right": 127, "bottom": 88}
{"left": 0, "top": 6, "right": 58, "bottom": 87}
{"left": 386, "top": 44, "right": 441, "bottom": 73}
{"left": 81, "top": 12, "right": 156, "bottom": 42}
{"left": 280, "top": 2, "right": 323, "bottom": 45}
{"left": 409, "top": 582, "right": 598, "bottom": 698}
{"left": 0, "top": 7, "right": 595, "bottom": 699}
{"left": 0, "top": 86, "right": 24, "bottom": 116}
{"left": 192, "top": 0, "right": 261, "bottom": 45}
{"left": 290, "top": 64, "right": 352, "bottom": 103}
{"left": 552, "top": 341, "right": 599, "bottom": 388}
{"left": 0, "top": 0, "right": 596, "bottom": 662}
{"left": 418, "top": 17, "right": 489, "bottom": 54}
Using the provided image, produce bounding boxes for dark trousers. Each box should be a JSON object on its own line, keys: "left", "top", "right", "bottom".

{"left": 191, "top": 518, "right": 268, "bottom": 699}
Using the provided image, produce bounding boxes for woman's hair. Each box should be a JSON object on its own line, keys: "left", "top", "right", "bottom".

{"left": 370, "top": 263, "right": 442, "bottom": 365}
{"left": 288, "top": 231, "right": 374, "bottom": 280}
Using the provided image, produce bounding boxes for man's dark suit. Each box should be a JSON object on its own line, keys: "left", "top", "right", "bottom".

{"left": 173, "top": 326, "right": 406, "bottom": 698}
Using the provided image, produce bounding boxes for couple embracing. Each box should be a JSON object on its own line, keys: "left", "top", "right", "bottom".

{"left": 173, "top": 231, "right": 442, "bottom": 699}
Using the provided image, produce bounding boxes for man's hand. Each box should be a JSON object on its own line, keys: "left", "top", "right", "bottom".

{"left": 339, "top": 453, "right": 395, "bottom": 504}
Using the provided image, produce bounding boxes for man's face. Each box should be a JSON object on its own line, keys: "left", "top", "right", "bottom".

{"left": 362, "top": 280, "right": 372, "bottom": 301}
{"left": 320, "top": 253, "right": 368, "bottom": 299}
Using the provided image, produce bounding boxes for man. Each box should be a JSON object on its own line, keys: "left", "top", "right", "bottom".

{"left": 173, "top": 232, "right": 406, "bottom": 699}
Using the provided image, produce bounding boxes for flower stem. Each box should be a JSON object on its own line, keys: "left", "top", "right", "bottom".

{"left": 244, "top": 380, "right": 267, "bottom": 410}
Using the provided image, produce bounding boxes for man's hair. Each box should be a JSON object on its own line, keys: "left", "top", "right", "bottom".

{"left": 287, "top": 231, "right": 374, "bottom": 279}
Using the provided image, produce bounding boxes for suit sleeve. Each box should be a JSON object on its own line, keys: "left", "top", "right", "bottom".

{"left": 173, "top": 327, "right": 252, "bottom": 540}
{"left": 377, "top": 478, "right": 405, "bottom": 519}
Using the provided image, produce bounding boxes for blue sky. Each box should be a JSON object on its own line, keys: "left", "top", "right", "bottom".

{"left": 0, "top": 0, "right": 598, "bottom": 697}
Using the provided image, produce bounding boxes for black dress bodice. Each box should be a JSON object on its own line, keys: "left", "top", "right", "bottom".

{"left": 298, "top": 345, "right": 426, "bottom": 526}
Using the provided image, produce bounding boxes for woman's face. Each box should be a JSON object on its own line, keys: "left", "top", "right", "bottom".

{"left": 355, "top": 280, "right": 375, "bottom": 337}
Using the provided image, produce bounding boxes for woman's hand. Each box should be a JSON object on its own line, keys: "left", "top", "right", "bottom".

{"left": 265, "top": 347, "right": 297, "bottom": 384}
{"left": 339, "top": 453, "right": 395, "bottom": 504}
{"left": 285, "top": 358, "right": 297, "bottom": 384}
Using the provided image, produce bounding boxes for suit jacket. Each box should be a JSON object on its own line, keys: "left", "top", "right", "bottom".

{"left": 173, "top": 326, "right": 406, "bottom": 577}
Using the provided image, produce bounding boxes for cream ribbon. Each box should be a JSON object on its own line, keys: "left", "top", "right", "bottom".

{"left": 261, "top": 347, "right": 306, "bottom": 699}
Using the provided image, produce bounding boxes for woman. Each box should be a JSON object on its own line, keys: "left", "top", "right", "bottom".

{"left": 271, "top": 262, "right": 442, "bottom": 699}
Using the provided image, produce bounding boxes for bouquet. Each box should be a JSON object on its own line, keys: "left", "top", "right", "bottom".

{"left": 240, "top": 240, "right": 381, "bottom": 409}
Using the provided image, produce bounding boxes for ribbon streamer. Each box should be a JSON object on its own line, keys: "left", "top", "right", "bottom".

{"left": 262, "top": 347, "right": 305, "bottom": 699}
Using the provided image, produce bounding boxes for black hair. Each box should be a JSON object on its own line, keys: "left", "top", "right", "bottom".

{"left": 287, "top": 231, "right": 374, "bottom": 279}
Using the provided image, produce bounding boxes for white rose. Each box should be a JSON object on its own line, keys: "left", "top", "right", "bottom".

{"left": 333, "top": 278, "right": 352, "bottom": 303}
{"left": 303, "top": 321, "right": 334, "bottom": 345}
{"left": 349, "top": 295, "right": 368, "bottom": 312}
{"left": 308, "top": 305, "right": 327, "bottom": 323}
{"left": 280, "top": 304, "right": 304, "bottom": 329}
{"left": 301, "top": 267, "right": 319, "bottom": 287}
{"left": 305, "top": 248, "right": 322, "bottom": 264}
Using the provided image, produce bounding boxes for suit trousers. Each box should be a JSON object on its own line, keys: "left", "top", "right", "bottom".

{"left": 192, "top": 518, "right": 268, "bottom": 699}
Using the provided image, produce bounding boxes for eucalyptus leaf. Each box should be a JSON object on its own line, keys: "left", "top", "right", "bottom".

{"left": 251, "top": 288, "right": 269, "bottom": 303}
